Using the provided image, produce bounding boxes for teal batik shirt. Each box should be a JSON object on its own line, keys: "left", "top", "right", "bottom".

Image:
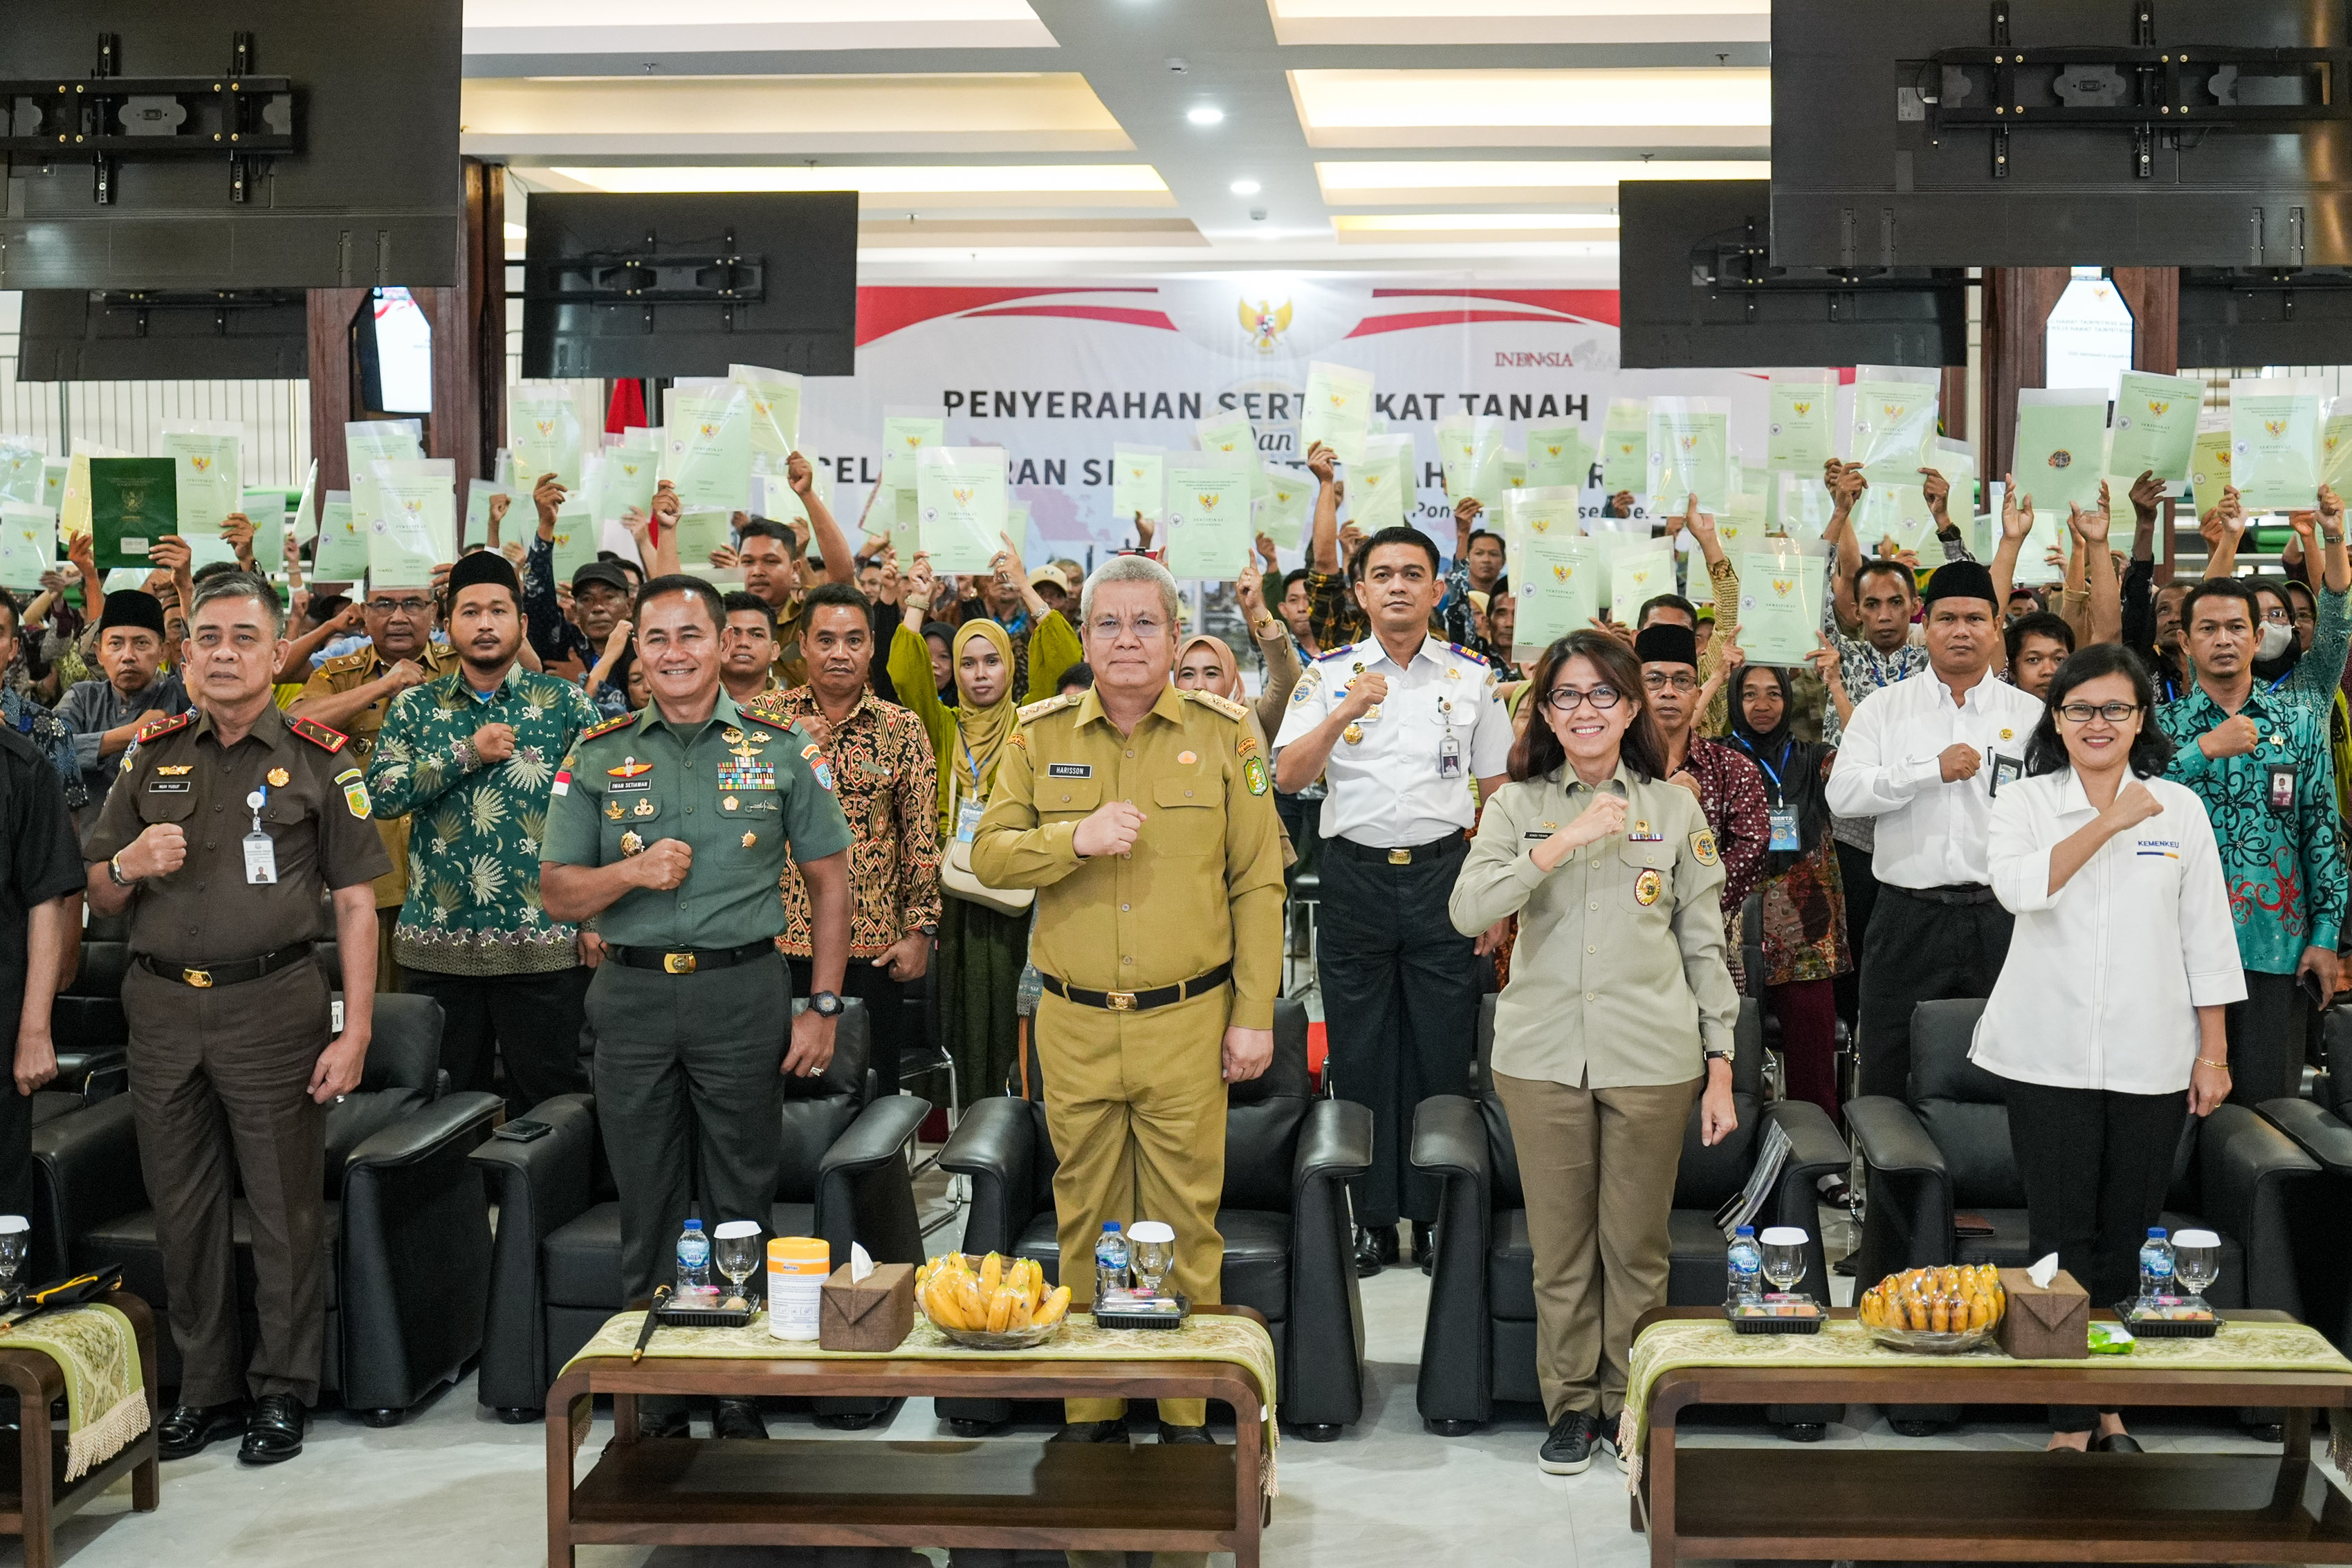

{"left": 2158, "top": 683, "right": 2349, "bottom": 975}
{"left": 365, "top": 665, "right": 605, "bottom": 976}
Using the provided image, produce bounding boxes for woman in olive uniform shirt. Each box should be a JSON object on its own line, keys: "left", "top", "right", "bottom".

{"left": 1449, "top": 629, "right": 1740, "bottom": 1477}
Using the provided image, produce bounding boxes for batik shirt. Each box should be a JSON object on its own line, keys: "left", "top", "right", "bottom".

{"left": 1, "top": 688, "right": 84, "bottom": 810}
{"left": 2159, "top": 683, "right": 2348, "bottom": 975}
{"left": 521, "top": 534, "right": 628, "bottom": 719}
{"left": 365, "top": 665, "right": 604, "bottom": 976}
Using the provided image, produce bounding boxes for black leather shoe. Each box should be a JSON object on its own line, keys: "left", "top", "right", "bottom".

{"left": 1157, "top": 1421, "right": 1215, "bottom": 1445}
{"left": 1538, "top": 1410, "right": 1597, "bottom": 1475}
{"left": 1353, "top": 1224, "right": 1399, "bottom": 1278}
{"left": 237, "top": 1394, "right": 306, "bottom": 1466}
{"left": 644, "top": 1408, "right": 692, "bottom": 1439}
{"left": 713, "top": 1399, "right": 768, "bottom": 1440}
{"left": 1051, "top": 1420, "right": 1128, "bottom": 1444}
{"left": 1414, "top": 1221, "right": 1437, "bottom": 1275}
{"left": 158, "top": 1401, "right": 248, "bottom": 1461}
{"left": 2095, "top": 1432, "right": 2144, "bottom": 1453}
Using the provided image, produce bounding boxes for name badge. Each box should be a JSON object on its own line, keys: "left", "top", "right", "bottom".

{"left": 957, "top": 795, "right": 986, "bottom": 845}
{"left": 1987, "top": 752, "right": 2023, "bottom": 797}
{"left": 2268, "top": 761, "right": 2299, "bottom": 813}
{"left": 609, "top": 777, "right": 652, "bottom": 793}
{"left": 147, "top": 780, "right": 191, "bottom": 793}
{"left": 1047, "top": 763, "right": 1092, "bottom": 778}
{"left": 1437, "top": 732, "right": 1462, "bottom": 781}
{"left": 244, "top": 831, "right": 277, "bottom": 885}
{"left": 1768, "top": 806, "right": 1801, "bottom": 852}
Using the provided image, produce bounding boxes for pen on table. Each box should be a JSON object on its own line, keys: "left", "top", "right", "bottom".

{"left": 632, "top": 1284, "right": 672, "bottom": 1363}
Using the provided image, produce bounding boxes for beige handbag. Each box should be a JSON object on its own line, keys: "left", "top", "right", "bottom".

{"left": 939, "top": 775, "right": 1033, "bottom": 917}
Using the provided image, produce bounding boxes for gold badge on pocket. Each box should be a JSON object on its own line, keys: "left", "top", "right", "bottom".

{"left": 1634, "top": 868, "right": 1664, "bottom": 906}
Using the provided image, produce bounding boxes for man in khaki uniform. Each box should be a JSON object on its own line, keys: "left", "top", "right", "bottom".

{"left": 973, "top": 554, "right": 1285, "bottom": 1464}
{"left": 290, "top": 586, "right": 456, "bottom": 990}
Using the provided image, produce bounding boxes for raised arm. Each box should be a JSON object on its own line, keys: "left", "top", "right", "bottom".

{"left": 796, "top": 452, "right": 856, "bottom": 586}
{"left": 1824, "top": 461, "right": 1868, "bottom": 631}
{"left": 2072, "top": 499, "right": 2122, "bottom": 648}
{"left": 1989, "top": 476, "right": 2032, "bottom": 612}
{"left": 1305, "top": 442, "right": 1341, "bottom": 574}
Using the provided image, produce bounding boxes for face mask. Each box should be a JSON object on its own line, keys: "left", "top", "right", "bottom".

{"left": 2257, "top": 622, "right": 2295, "bottom": 661}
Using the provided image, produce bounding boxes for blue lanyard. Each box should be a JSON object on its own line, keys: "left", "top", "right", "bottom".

{"left": 2266, "top": 670, "right": 2294, "bottom": 694}
{"left": 1732, "top": 735, "right": 1793, "bottom": 804}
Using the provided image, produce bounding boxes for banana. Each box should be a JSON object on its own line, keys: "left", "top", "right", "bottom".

{"left": 1034, "top": 1285, "right": 1071, "bottom": 1327}
{"left": 980, "top": 1253, "right": 1004, "bottom": 1293}
{"left": 986, "top": 1287, "right": 1017, "bottom": 1333}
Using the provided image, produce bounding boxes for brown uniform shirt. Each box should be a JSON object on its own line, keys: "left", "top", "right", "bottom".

{"left": 297, "top": 641, "right": 458, "bottom": 909}
{"left": 85, "top": 704, "right": 393, "bottom": 967}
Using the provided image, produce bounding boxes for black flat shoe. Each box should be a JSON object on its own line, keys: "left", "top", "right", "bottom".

{"left": 2094, "top": 1432, "right": 2144, "bottom": 1453}
{"left": 1414, "top": 1221, "right": 1437, "bottom": 1275}
{"left": 237, "top": 1394, "right": 306, "bottom": 1466}
{"left": 713, "top": 1398, "right": 768, "bottom": 1440}
{"left": 643, "top": 1408, "right": 692, "bottom": 1440}
{"left": 158, "top": 1400, "right": 248, "bottom": 1461}
{"left": 1051, "top": 1420, "right": 1128, "bottom": 1444}
{"left": 1157, "top": 1421, "right": 1215, "bottom": 1445}
{"left": 1352, "top": 1225, "right": 1397, "bottom": 1278}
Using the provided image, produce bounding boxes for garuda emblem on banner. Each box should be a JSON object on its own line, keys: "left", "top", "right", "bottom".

{"left": 1239, "top": 298, "right": 1293, "bottom": 355}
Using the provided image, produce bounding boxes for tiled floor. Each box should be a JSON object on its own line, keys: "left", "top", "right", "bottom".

{"left": 19, "top": 1199, "right": 2340, "bottom": 1567}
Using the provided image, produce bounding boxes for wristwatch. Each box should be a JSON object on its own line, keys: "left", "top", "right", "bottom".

{"left": 106, "top": 854, "right": 135, "bottom": 887}
{"left": 1703, "top": 1047, "right": 1735, "bottom": 1062}
{"left": 809, "top": 990, "right": 845, "bottom": 1018}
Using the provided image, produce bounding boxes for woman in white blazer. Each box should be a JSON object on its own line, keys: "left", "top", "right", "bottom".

{"left": 1974, "top": 643, "right": 2245, "bottom": 1454}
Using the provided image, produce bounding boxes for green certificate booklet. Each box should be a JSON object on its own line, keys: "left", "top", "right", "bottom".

{"left": 1256, "top": 464, "right": 1311, "bottom": 551}
{"left": 663, "top": 386, "right": 753, "bottom": 513}
{"left": 1516, "top": 531, "right": 1600, "bottom": 647}
{"left": 2189, "top": 425, "right": 2234, "bottom": 519}
{"left": 596, "top": 445, "right": 661, "bottom": 528}
{"left": 312, "top": 492, "right": 367, "bottom": 581}
{"left": 509, "top": 392, "right": 583, "bottom": 492}
{"left": 1352, "top": 434, "right": 1414, "bottom": 531}
{"left": 882, "top": 409, "right": 946, "bottom": 493}
{"left": 1736, "top": 541, "right": 1828, "bottom": 667}
{"left": 1196, "top": 409, "right": 1257, "bottom": 466}
{"left": 2322, "top": 409, "right": 2352, "bottom": 494}
{"left": 2232, "top": 378, "right": 2324, "bottom": 513}
{"left": 0, "top": 503, "right": 55, "bottom": 591}
{"left": 1767, "top": 376, "right": 1835, "bottom": 474}
{"left": 548, "top": 496, "right": 598, "bottom": 585}
{"left": 2106, "top": 371, "right": 2202, "bottom": 483}
{"left": 1855, "top": 482, "right": 1935, "bottom": 555}
{"left": 915, "top": 447, "right": 1008, "bottom": 575}
{"left": 2012, "top": 389, "right": 2108, "bottom": 515}
{"left": 1851, "top": 367, "right": 1940, "bottom": 486}
{"left": 161, "top": 426, "right": 241, "bottom": 535}
{"left": 1301, "top": 362, "right": 1375, "bottom": 467}
{"left": 729, "top": 362, "right": 802, "bottom": 468}
{"left": 1525, "top": 423, "right": 1588, "bottom": 490}
{"left": 88, "top": 457, "right": 176, "bottom": 571}
{"left": 1648, "top": 396, "right": 1730, "bottom": 513}
{"left": 672, "top": 507, "right": 732, "bottom": 567}
{"left": 1164, "top": 461, "right": 1253, "bottom": 580}
{"left": 1607, "top": 540, "right": 1675, "bottom": 617}
{"left": 1437, "top": 416, "right": 1505, "bottom": 507}
{"left": 1598, "top": 398, "right": 1648, "bottom": 497}
{"left": 1113, "top": 445, "right": 1164, "bottom": 522}
{"left": 1715, "top": 483, "right": 1767, "bottom": 555}
{"left": 0, "top": 442, "right": 40, "bottom": 507}
{"left": 368, "top": 459, "right": 453, "bottom": 589}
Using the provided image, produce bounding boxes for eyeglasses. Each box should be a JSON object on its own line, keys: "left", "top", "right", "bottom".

{"left": 366, "top": 597, "right": 432, "bottom": 616}
{"left": 2056, "top": 701, "right": 2142, "bottom": 723}
{"left": 2263, "top": 607, "right": 2294, "bottom": 625}
{"left": 1642, "top": 672, "right": 1699, "bottom": 694}
{"left": 1088, "top": 615, "right": 1166, "bottom": 640}
{"left": 1539, "top": 684, "right": 1622, "bottom": 713}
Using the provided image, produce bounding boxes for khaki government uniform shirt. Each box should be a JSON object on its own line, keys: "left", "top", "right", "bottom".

{"left": 84, "top": 705, "right": 393, "bottom": 966}
{"left": 970, "top": 684, "right": 1287, "bottom": 1030}
{"left": 297, "top": 640, "right": 459, "bottom": 910}
{"left": 1449, "top": 762, "right": 1740, "bottom": 1087}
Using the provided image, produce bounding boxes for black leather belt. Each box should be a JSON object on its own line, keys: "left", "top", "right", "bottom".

{"left": 1899, "top": 883, "right": 1999, "bottom": 907}
{"left": 609, "top": 940, "right": 777, "bottom": 976}
{"left": 138, "top": 941, "right": 313, "bottom": 990}
{"left": 1038, "top": 962, "right": 1232, "bottom": 1013}
{"left": 1328, "top": 829, "right": 1467, "bottom": 867}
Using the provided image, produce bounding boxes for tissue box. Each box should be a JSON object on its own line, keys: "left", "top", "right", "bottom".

{"left": 1996, "top": 1266, "right": 2091, "bottom": 1359}
{"left": 819, "top": 1262, "right": 915, "bottom": 1352}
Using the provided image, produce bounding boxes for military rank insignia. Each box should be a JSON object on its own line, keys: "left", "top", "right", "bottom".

{"left": 1244, "top": 756, "right": 1269, "bottom": 795}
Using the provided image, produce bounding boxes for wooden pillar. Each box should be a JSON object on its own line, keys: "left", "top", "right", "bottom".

{"left": 2111, "top": 267, "right": 2182, "bottom": 580}
{"left": 304, "top": 288, "right": 372, "bottom": 499}
{"left": 1979, "top": 268, "right": 2071, "bottom": 486}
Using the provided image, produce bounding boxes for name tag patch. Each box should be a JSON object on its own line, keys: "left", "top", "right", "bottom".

{"left": 147, "top": 780, "right": 191, "bottom": 793}
{"left": 1047, "top": 763, "right": 1094, "bottom": 778}
{"left": 609, "top": 778, "right": 652, "bottom": 793}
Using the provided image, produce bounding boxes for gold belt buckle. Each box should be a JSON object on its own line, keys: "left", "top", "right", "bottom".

{"left": 1387, "top": 847, "right": 1412, "bottom": 866}
{"left": 181, "top": 968, "right": 214, "bottom": 989}
{"left": 663, "top": 951, "right": 698, "bottom": 975}
{"left": 1105, "top": 990, "right": 1137, "bottom": 1011}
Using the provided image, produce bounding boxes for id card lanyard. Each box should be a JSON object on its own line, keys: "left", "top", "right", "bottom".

{"left": 243, "top": 787, "right": 277, "bottom": 885}
{"left": 1437, "top": 689, "right": 1462, "bottom": 781}
{"left": 1745, "top": 739, "right": 1802, "bottom": 852}
{"left": 955, "top": 734, "right": 993, "bottom": 844}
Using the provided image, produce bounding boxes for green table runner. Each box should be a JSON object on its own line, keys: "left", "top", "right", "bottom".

{"left": 1619, "top": 1316, "right": 2352, "bottom": 1492}
{"left": 566, "top": 1309, "right": 1283, "bottom": 1494}
{"left": 0, "top": 1304, "right": 148, "bottom": 1482}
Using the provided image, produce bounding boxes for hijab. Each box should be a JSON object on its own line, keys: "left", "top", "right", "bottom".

{"left": 952, "top": 619, "right": 1019, "bottom": 800}
{"left": 1177, "top": 632, "right": 1242, "bottom": 701}
{"left": 1728, "top": 663, "right": 1832, "bottom": 871}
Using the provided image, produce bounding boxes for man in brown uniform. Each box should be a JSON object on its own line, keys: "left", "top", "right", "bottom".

{"left": 85, "top": 571, "right": 388, "bottom": 1468}
{"left": 973, "top": 553, "right": 1284, "bottom": 1473}
{"left": 291, "top": 582, "right": 455, "bottom": 991}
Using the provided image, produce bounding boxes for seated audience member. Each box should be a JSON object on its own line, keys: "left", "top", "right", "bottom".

{"left": 57, "top": 590, "right": 191, "bottom": 820}
{"left": 2005, "top": 611, "right": 2076, "bottom": 701}
{"left": 1975, "top": 643, "right": 2240, "bottom": 1453}
{"left": 1055, "top": 661, "right": 1093, "bottom": 699}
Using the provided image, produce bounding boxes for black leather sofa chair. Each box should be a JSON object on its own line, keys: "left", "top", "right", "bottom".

{"left": 32, "top": 991, "right": 501, "bottom": 1423}
{"left": 934, "top": 997, "right": 1372, "bottom": 1439}
{"left": 1849, "top": 999, "right": 2316, "bottom": 1311}
{"left": 2257, "top": 1010, "right": 2352, "bottom": 1353}
{"left": 1411, "top": 995, "right": 1848, "bottom": 1432}
{"left": 469, "top": 998, "right": 929, "bottom": 1419}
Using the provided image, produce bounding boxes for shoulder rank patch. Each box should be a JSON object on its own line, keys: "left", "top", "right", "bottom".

{"left": 1018, "top": 692, "right": 1081, "bottom": 724}
{"left": 1179, "top": 689, "right": 1248, "bottom": 722}
{"left": 579, "top": 711, "right": 641, "bottom": 744}
{"left": 1689, "top": 828, "right": 1719, "bottom": 867}
{"left": 742, "top": 692, "right": 793, "bottom": 727}
{"left": 319, "top": 649, "right": 374, "bottom": 675}
{"left": 134, "top": 710, "right": 195, "bottom": 746}
{"left": 287, "top": 714, "right": 349, "bottom": 753}
{"left": 1314, "top": 641, "right": 1361, "bottom": 664}
{"left": 1444, "top": 640, "right": 1493, "bottom": 670}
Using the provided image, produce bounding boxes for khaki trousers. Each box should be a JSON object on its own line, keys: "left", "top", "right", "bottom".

{"left": 1494, "top": 1069, "right": 1699, "bottom": 1424}
{"left": 1038, "top": 986, "right": 1226, "bottom": 1430}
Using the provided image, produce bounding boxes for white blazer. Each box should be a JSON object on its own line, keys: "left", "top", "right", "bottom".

{"left": 1971, "top": 769, "right": 2246, "bottom": 1094}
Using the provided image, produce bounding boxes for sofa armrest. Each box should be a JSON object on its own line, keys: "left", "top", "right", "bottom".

{"left": 1294, "top": 1097, "right": 1372, "bottom": 1194}
{"left": 50, "top": 1047, "right": 128, "bottom": 1101}
{"left": 30, "top": 1096, "right": 145, "bottom": 1268}
{"left": 1761, "top": 1099, "right": 1850, "bottom": 1188}
{"left": 1408, "top": 1094, "right": 1489, "bottom": 1186}
{"left": 818, "top": 1094, "right": 930, "bottom": 1181}
{"left": 467, "top": 1094, "right": 596, "bottom": 1413}
{"left": 348, "top": 1092, "right": 502, "bottom": 1172}
{"left": 2200, "top": 1102, "right": 2320, "bottom": 1315}
{"left": 2257, "top": 1096, "right": 2352, "bottom": 1177}
{"left": 1844, "top": 1096, "right": 1947, "bottom": 1179}
{"left": 818, "top": 1096, "right": 931, "bottom": 1270}
{"left": 938, "top": 1096, "right": 1038, "bottom": 1257}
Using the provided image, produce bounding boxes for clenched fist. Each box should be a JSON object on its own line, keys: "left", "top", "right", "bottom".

{"left": 632, "top": 838, "right": 693, "bottom": 890}
{"left": 1073, "top": 800, "right": 1147, "bottom": 859}
{"left": 1336, "top": 673, "right": 1389, "bottom": 721}
{"left": 123, "top": 822, "right": 188, "bottom": 880}
{"left": 470, "top": 722, "right": 517, "bottom": 765}
{"left": 2107, "top": 780, "right": 2165, "bottom": 829}
{"left": 2200, "top": 714, "right": 2261, "bottom": 761}
{"left": 1938, "top": 744, "right": 1983, "bottom": 783}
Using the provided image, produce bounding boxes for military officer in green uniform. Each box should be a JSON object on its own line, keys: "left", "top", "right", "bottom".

{"left": 542, "top": 574, "right": 853, "bottom": 1441}
{"left": 972, "top": 554, "right": 1285, "bottom": 1467}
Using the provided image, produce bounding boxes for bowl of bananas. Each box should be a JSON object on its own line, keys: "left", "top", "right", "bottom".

{"left": 917, "top": 1251, "right": 1073, "bottom": 1349}
{"left": 1857, "top": 1264, "right": 2005, "bottom": 1353}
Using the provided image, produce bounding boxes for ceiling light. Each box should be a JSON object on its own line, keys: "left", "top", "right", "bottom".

{"left": 1230, "top": 178, "right": 1261, "bottom": 194}
{"left": 545, "top": 164, "right": 1170, "bottom": 194}
{"left": 1292, "top": 68, "right": 1769, "bottom": 131}
{"left": 1334, "top": 212, "right": 1619, "bottom": 231}
{"left": 1186, "top": 106, "right": 1224, "bottom": 125}
{"left": 1316, "top": 158, "right": 1767, "bottom": 200}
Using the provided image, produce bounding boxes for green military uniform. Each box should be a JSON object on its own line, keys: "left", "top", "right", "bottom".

{"left": 540, "top": 694, "right": 854, "bottom": 1303}
{"left": 971, "top": 684, "right": 1285, "bottom": 1429}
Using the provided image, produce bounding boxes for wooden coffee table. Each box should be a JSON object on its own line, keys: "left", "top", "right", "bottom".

{"left": 0, "top": 1291, "right": 159, "bottom": 1568}
{"left": 545, "top": 1303, "right": 1270, "bottom": 1568}
{"left": 1631, "top": 1305, "right": 2352, "bottom": 1567}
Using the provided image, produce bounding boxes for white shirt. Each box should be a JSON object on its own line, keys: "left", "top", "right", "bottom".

{"left": 1970, "top": 771, "right": 2246, "bottom": 1094}
{"left": 1823, "top": 667, "right": 2047, "bottom": 889}
{"left": 1273, "top": 634, "right": 1511, "bottom": 849}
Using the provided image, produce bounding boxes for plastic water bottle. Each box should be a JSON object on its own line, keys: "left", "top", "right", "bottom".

{"left": 2138, "top": 1227, "right": 2175, "bottom": 1300}
{"left": 676, "top": 1219, "right": 713, "bottom": 1299}
{"left": 1725, "top": 1224, "right": 1763, "bottom": 1307}
{"left": 1094, "top": 1221, "right": 1130, "bottom": 1302}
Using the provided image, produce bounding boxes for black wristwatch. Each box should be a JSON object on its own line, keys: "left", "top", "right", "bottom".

{"left": 810, "top": 990, "right": 844, "bottom": 1018}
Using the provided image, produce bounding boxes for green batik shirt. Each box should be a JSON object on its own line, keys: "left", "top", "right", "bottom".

{"left": 367, "top": 665, "right": 605, "bottom": 976}
{"left": 540, "top": 692, "right": 855, "bottom": 950}
{"left": 2158, "top": 683, "right": 2349, "bottom": 975}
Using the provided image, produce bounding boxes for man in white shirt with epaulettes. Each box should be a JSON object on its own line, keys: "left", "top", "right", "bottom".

{"left": 1827, "top": 560, "right": 2046, "bottom": 1102}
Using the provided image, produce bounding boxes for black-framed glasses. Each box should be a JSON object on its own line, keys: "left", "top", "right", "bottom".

{"left": 2056, "top": 700, "right": 2142, "bottom": 723}
{"left": 366, "top": 596, "right": 432, "bottom": 616}
{"left": 1642, "top": 672, "right": 1698, "bottom": 694}
{"left": 1540, "top": 684, "right": 1622, "bottom": 713}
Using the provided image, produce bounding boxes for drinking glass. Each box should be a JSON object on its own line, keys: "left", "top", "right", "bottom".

{"left": 2173, "top": 1228, "right": 2222, "bottom": 1308}
{"left": 1128, "top": 1220, "right": 1176, "bottom": 1297}
{"left": 0, "top": 1217, "right": 27, "bottom": 1310}
{"left": 1758, "top": 1226, "right": 1809, "bottom": 1301}
{"left": 712, "top": 1220, "right": 762, "bottom": 1310}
